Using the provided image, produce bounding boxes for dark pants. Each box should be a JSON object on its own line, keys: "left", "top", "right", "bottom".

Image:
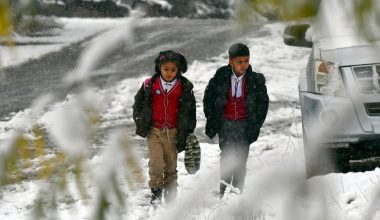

{"left": 218, "top": 120, "right": 250, "bottom": 194}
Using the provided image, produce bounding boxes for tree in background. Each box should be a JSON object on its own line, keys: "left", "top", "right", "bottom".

{"left": 193, "top": 0, "right": 231, "bottom": 18}
{"left": 0, "top": 0, "right": 61, "bottom": 36}
{"left": 168, "top": 0, "right": 193, "bottom": 16}
{"left": 36, "top": 0, "right": 130, "bottom": 17}
{"left": 132, "top": 0, "right": 232, "bottom": 18}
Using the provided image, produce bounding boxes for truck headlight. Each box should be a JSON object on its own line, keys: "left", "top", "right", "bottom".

{"left": 314, "top": 60, "right": 346, "bottom": 96}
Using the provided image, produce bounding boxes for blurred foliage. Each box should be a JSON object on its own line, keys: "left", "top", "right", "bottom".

{"left": 354, "top": 0, "right": 380, "bottom": 41}
{"left": 246, "top": 0, "right": 377, "bottom": 23}
{"left": 0, "top": 0, "right": 59, "bottom": 37}
{"left": 0, "top": 120, "right": 144, "bottom": 220}
{"left": 9, "top": 0, "right": 39, "bottom": 31}
{"left": 0, "top": 127, "right": 67, "bottom": 185}
{"left": 248, "top": 0, "right": 320, "bottom": 20}
{"left": 0, "top": 0, "right": 379, "bottom": 219}
{"left": 0, "top": 0, "right": 10, "bottom": 37}
{"left": 244, "top": 0, "right": 380, "bottom": 40}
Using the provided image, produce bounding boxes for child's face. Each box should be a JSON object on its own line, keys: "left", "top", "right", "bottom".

{"left": 229, "top": 56, "right": 250, "bottom": 76}
{"left": 160, "top": 61, "right": 178, "bottom": 82}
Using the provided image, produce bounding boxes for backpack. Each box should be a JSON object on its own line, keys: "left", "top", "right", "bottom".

{"left": 184, "top": 133, "right": 201, "bottom": 174}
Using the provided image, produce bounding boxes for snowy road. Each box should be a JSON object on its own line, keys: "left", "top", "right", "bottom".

{"left": 0, "top": 18, "right": 260, "bottom": 120}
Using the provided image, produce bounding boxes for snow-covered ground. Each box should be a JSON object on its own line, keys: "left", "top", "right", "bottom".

{"left": 1, "top": 17, "right": 380, "bottom": 220}
{"left": 0, "top": 18, "right": 134, "bottom": 69}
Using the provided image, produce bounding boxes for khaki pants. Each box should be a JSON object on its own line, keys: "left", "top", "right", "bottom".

{"left": 147, "top": 127, "right": 178, "bottom": 189}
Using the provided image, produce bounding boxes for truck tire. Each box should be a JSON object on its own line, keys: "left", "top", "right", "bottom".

{"left": 334, "top": 148, "right": 350, "bottom": 173}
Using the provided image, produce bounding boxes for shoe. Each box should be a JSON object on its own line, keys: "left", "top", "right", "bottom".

{"left": 150, "top": 188, "right": 162, "bottom": 205}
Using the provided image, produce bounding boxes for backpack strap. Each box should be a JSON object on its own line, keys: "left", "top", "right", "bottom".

{"left": 143, "top": 77, "right": 152, "bottom": 89}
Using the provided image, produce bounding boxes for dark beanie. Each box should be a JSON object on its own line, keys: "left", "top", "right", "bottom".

{"left": 228, "top": 43, "right": 250, "bottom": 59}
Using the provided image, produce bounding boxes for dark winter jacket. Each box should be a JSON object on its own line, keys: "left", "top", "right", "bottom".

{"left": 203, "top": 65, "right": 269, "bottom": 144}
{"left": 132, "top": 73, "right": 196, "bottom": 152}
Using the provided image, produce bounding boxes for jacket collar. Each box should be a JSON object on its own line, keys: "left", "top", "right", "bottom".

{"left": 151, "top": 73, "right": 193, "bottom": 91}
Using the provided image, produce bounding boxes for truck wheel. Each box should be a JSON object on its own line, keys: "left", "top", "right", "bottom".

{"left": 334, "top": 148, "right": 350, "bottom": 173}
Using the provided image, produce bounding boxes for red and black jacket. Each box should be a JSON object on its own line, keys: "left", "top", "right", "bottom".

{"left": 133, "top": 73, "right": 196, "bottom": 152}
{"left": 203, "top": 65, "right": 269, "bottom": 144}
{"left": 150, "top": 77, "right": 182, "bottom": 129}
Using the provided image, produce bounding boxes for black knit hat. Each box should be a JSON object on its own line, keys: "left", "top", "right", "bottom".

{"left": 228, "top": 43, "right": 250, "bottom": 59}
{"left": 154, "top": 50, "right": 188, "bottom": 75}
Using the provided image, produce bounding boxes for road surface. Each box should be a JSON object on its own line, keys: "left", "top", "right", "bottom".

{"left": 0, "top": 18, "right": 262, "bottom": 119}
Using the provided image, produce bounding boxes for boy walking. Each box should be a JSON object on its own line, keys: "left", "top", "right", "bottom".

{"left": 203, "top": 43, "right": 269, "bottom": 197}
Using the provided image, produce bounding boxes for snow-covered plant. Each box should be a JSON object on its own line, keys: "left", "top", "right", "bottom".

{"left": 0, "top": 13, "right": 144, "bottom": 219}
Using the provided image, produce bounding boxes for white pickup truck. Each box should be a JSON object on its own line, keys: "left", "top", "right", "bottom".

{"left": 284, "top": 0, "right": 380, "bottom": 177}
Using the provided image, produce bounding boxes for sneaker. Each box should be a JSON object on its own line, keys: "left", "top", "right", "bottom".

{"left": 150, "top": 188, "right": 162, "bottom": 205}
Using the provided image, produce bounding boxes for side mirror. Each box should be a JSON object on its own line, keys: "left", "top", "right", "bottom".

{"left": 283, "top": 24, "right": 313, "bottom": 48}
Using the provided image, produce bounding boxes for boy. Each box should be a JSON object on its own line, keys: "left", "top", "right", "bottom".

{"left": 203, "top": 43, "right": 269, "bottom": 197}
